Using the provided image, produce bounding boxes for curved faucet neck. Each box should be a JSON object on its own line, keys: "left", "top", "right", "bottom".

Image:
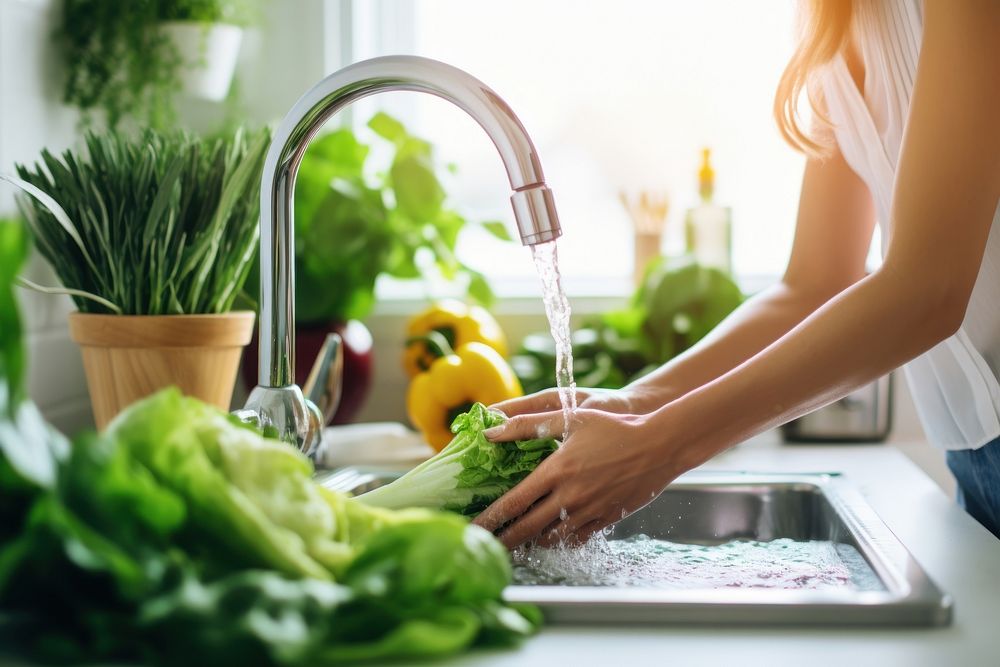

{"left": 257, "top": 55, "right": 560, "bottom": 390}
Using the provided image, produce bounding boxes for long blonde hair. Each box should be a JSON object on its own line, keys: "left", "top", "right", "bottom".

{"left": 774, "top": 0, "right": 854, "bottom": 155}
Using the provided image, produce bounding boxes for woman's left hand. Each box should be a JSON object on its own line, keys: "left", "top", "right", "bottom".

{"left": 473, "top": 407, "right": 690, "bottom": 549}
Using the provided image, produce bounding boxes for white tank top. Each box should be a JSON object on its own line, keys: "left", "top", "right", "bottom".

{"left": 820, "top": 0, "right": 1000, "bottom": 450}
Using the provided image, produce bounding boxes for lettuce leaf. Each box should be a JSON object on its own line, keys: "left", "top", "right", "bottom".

{"left": 1, "top": 217, "right": 538, "bottom": 663}
{"left": 105, "top": 391, "right": 340, "bottom": 580}
{"left": 355, "top": 402, "right": 558, "bottom": 516}
{"left": 1, "top": 390, "right": 539, "bottom": 665}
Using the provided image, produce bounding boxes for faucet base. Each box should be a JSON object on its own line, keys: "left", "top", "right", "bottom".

{"left": 236, "top": 385, "right": 323, "bottom": 455}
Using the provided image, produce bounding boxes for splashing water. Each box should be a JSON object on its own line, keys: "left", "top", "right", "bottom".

{"left": 531, "top": 240, "right": 576, "bottom": 441}
{"left": 512, "top": 534, "right": 883, "bottom": 591}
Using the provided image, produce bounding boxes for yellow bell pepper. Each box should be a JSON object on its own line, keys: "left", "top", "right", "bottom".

{"left": 406, "top": 333, "right": 523, "bottom": 451}
{"left": 403, "top": 299, "right": 508, "bottom": 378}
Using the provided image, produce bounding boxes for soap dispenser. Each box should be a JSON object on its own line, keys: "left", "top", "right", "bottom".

{"left": 684, "top": 148, "right": 732, "bottom": 274}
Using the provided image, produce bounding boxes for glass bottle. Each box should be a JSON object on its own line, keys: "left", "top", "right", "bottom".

{"left": 684, "top": 148, "right": 732, "bottom": 274}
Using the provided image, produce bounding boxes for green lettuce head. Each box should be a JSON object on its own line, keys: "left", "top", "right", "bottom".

{"left": 356, "top": 402, "right": 559, "bottom": 516}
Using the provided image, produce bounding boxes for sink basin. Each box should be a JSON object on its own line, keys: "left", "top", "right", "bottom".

{"left": 319, "top": 468, "right": 952, "bottom": 627}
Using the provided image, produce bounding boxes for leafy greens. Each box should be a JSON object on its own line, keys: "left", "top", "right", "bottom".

{"left": 514, "top": 255, "right": 744, "bottom": 394}
{"left": 0, "top": 389, "right": 539, "bottom": 665}
{"left": 0, "top": 224, "right": 538, "bottom": 664}
{"left": 356, "top": 403, "right": 559, "bottom": 516}
{"left": 282, "top": 112, "right": 508, "bottom": 324}
{"left": 15, "top": 127, "right": 270, "bottom": 315}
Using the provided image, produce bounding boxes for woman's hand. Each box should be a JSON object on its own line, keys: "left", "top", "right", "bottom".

{"left": 473, "top": 405, "right": 689, "bottom": 549}
{"left": 491, "top": 384, "right": 664, "bottom": 419}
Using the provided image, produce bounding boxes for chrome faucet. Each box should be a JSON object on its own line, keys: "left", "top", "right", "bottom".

{"left": 239, "top": 55, "right": 562, "bottom": 456}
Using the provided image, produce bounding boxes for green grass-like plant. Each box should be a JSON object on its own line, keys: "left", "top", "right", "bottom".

{"left": 14, "top": 128, "right": 270, "bottom": 316}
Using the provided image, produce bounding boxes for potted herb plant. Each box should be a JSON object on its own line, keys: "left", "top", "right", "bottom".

{"left": 12, "top": 127, "right": 270, "bottom": 429}
{"left": 243, "top": 112, "right": 509, "bottom": 423}
{"left": 159, "top": 0, "right": 252, "bottom": 101}
{"left": 57, "top": 0, "right": 254, "bottom": 127}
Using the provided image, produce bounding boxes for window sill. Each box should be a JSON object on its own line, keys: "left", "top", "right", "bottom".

{"left": 370, "top": 273, "right": 778, "bottom": 317}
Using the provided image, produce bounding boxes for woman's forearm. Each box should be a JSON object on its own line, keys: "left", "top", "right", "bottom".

{"left": 659, "top": 266, "right": 961, "bottom": 471}
{"left": 626, "top": 281, "right": 840, "bottom": 411}
{"left": 657, "top": 0, "right": 1000, "bottom": 461}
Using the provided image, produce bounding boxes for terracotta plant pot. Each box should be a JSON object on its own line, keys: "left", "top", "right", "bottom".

{"left": 69, "top": 311, "right": 255, "bottom": 430}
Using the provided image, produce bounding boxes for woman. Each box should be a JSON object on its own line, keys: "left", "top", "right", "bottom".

{"left": 474, "top": 0, "right": 1000, "bottom": 546}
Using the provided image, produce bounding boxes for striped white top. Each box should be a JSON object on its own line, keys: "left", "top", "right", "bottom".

{"left": 820, "top": 0, "right": 1000, "bottom": 450}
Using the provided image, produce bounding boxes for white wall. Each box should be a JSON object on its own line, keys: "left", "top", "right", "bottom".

{"left": 1, "top": 0, "right": 89, "bottom": 433}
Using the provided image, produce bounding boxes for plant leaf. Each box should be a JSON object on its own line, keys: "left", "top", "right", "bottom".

{"left": 367, "top": 112, "right": 407, "bottom": 143}
{"left": 481, "top": 221, "right": 513, "bottom": 242}
{"left": 390, "top": 152, "right": 445, "bottom": 222}
{"left": 467, "top": 271, "right": 495, "bottom": 306}
{"left": 16, "top": 277, "right": 122, "bottom": 315}
{"left": 0, "top": 174, "right": 99, "bottom": 278}
{"left": 0, "top": 219, "right": 29, "bottom": 413}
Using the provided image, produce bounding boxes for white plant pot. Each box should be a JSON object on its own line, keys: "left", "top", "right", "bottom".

{"left": 160, "top": 21, "right": 243, "bottom": 102}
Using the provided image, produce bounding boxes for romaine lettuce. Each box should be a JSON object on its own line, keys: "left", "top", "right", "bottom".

{"left": 355, "top": 402, "right": 558, "bottom": 516}
{"left": 1, "top": 217, "right": 538, "bottom": 663}
{"left": 1, "top": 388, "right": 540, "bottom": 664}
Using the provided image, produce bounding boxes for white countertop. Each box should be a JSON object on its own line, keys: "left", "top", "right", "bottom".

{"left": 449, "top": 436, "right": 1000, "bottom": 667}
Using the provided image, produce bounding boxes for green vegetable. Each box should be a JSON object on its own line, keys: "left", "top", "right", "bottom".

{"left": 356, "top": 402, "right": 559, "bottom": 516}
{"left": 624, "top": 256, "right": 744, "bottom": 363}
{"left": 0, "top": 228, "right": 538, "bottom": 664}
{"left": 0, "top": 389, "right": 539, "bottom": 664}
{"left": 0, "top": 221, "right": 72, "bottom": 582}
{"left": 0, "top": 218, "right": 28, "bottom": 412}
{"left": 280, "top": 113, "right": 505, "bottom": 324}
{"left": 14, "top": 127, "right": 270, "bottom": 315}
{"left": 514, "top": 256, "right": 744, "bottom": 394}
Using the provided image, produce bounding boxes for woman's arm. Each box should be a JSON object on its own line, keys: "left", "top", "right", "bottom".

{"left": 495, "top": 143, "right": 876, "bottom": 417}
{"left": 477, "top": 0, "right": 1000, "bottom": 548}
{"left": 668, "top": 0, "right": 1000, "bottom": 455}
{"left": 624, "top": 143, "right": 877, "bottom": 410}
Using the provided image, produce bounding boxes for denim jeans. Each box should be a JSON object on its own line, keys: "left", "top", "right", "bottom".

{"left": 946, "top": 437, "right": 1000, "bottom": 539}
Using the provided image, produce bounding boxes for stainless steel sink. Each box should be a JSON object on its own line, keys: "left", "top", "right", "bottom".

{"left": 320, "top": 468, "right": 952, "bottom": 627}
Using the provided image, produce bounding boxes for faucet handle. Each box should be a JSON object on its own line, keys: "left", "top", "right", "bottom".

{"left": 302, "top": 332, "right": 343, "bottom": 426}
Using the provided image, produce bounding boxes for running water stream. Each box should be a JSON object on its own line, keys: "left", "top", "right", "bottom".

{"left": 531, "top": 240, "right": 577, "bottom": 442}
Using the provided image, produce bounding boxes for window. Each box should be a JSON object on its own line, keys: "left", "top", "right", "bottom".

{"left": 344, "top": 0, "right": 809, "bottom": 297}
